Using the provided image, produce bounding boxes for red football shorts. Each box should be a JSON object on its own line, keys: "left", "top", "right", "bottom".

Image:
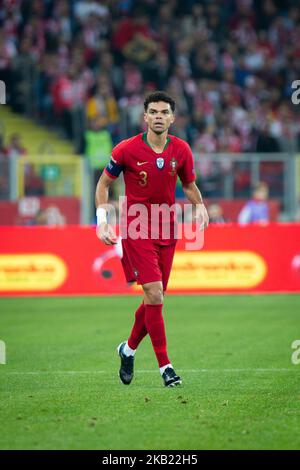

{"left": 121, "top": 238, "right": 177, "bottom": 291}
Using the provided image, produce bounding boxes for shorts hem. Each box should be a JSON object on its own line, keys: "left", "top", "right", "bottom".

{"left": 136, "top": 277, "right": 162, "bottom": 286}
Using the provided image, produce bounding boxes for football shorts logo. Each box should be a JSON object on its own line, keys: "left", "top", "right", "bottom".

{"left": 156, "top": 157, "right": 165, "bottom": 170}
{"left": 137, "top": 161, "right": 148, "bottom": 166}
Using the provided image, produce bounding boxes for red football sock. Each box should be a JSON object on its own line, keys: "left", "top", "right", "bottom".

{"left": 144, "top": 304, "right": 170, "bottom": 367}
{"left": 127, "top": 302, "right": 147, "bottom": 350}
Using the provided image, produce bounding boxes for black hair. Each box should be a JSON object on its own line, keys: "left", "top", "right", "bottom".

{"left": 144, "top": 91, "right": 176, "bottom": 112}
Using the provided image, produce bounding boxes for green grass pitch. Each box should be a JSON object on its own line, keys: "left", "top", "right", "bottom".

{"left": 0, "top": 294, "right": 300, "bottom": 450}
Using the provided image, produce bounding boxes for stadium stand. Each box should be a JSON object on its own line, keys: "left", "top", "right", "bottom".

{"left": 0, "top": 0, "right": 299, "bottom": 219}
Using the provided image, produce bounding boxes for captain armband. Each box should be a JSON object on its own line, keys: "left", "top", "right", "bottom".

{"left": 105, "top": 157, "right": 123, "bottom": 178}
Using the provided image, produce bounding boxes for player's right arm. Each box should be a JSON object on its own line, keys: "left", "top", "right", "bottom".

{"left": 95, "top": 171, "right": 118, "bottom": 245}
{"left": 95, "top": 143, "right": 125, "bottom": 245}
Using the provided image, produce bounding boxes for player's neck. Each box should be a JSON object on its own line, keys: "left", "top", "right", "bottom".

{"left": 146, "top": 130, "right": 168, "bottom": 153}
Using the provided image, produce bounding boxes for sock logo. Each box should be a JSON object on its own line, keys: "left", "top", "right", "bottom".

{"left": 291, "top": 340, "right": 300, "bottom": 365}
{"left": 0, "top": 340, "right": 6, "bottom": 364}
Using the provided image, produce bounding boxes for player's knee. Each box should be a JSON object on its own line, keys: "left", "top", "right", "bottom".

{"left": 143, "top": 284, "right": 163, "bottom": 304}
{"left": 148, "top": 292, "right": 163, "bottom": 304}
{"left": 149, "top": 291, "right": 163, "bottom": 304}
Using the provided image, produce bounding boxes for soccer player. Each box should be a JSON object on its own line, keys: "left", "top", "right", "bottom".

{"left": 95, "top": 91, "right": 209, "bottom": 387}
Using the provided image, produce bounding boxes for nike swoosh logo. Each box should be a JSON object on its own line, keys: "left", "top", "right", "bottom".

{"left": 137, "top": 161, "right": 148, "bottom": 166}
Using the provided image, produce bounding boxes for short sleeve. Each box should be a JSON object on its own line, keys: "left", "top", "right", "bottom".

{"left": 104, "top": 143, "right": 124, "bottom": 179}
{"left": 177, "top": 142, "right": 196, "bottom": 185}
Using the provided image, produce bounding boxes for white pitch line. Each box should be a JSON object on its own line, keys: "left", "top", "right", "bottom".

{"left": 1, "top": 368, "right": 298, "bottom": 376}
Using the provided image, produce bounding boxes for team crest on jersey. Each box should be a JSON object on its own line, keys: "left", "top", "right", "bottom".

{"left": 156, "top": 157, "right": 165, "bottom": 170}
{"left": 169, "top": 157, "right": 178, "bottom": 176}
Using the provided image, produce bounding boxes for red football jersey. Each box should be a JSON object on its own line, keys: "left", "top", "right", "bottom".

{"left": 104, "top": 132, "right": 196, "bottom": 241}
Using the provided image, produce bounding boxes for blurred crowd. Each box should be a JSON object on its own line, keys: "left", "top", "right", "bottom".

{"left": 0, "top": 0, "right": 300, "bottom": 205}
{"left": 1, "top": 0, "right": 300, "bottom": 152}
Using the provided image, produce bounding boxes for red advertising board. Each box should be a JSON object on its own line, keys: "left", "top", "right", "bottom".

{"left": 0, "top": 224, "right": 300, "bottom": 296}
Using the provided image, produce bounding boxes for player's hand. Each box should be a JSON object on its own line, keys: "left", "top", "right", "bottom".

{"left": 96, "top": 222, "right": 118, "bottom": 245}
{"left": 194, "top": 204, "right": 209, "bottom": 231}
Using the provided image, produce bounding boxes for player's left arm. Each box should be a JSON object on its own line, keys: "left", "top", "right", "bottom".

{"left": 182, "top": 181, "right": 209, "bottom": 230}
{"left": 178, "top": 140, "right": 209, "bottom": 230}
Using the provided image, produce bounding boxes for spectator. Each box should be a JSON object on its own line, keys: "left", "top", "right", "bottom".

{"left": 6, "top": 133, "right": 27, "bottom": 158}
{"left": 0, "top": 27, "right": 17, "bottom": 102}
{"left": 207, "top": 203, "right": 226, "bottom": 224}
{"left": 255, "top": 122, "right": 281, "bottom": 153}
{"left": 238, "top": 182, "right": 270, "bottom": 224}
{"left": 0, "top": 135, "right": 9, "bottom": 198}
{"left": 0, "top": 135, "right": 7, "bottom": 157}
{"left": 35, "top": 206, "right": 66, "bottom": 226}
{"left": 86, "top": 80, "right": 120, "bottom": 144}
{"left": 123, "top": 32, "right": 157, "bottom": 65}
{"left": 74, "top": 0, "right": 109, "bottom": 25}
{"left": 84, "top": 117, "right": 113, "bottom": 191}
{"left": 24, "top": 164, "right": 45, "bottom": 196}
{"left": 51, "top": 67, "right": 74, "bottom": 138}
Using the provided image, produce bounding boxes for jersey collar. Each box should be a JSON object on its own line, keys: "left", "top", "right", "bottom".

{"left": 142, "top": 132, "right": 170, "bottom": 152}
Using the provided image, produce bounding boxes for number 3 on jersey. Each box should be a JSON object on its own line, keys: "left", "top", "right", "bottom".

{"left": 139, "top": 170, "right": 148, "bottom": 186}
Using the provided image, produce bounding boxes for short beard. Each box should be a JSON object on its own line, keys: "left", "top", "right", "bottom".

{"left": 153, "top": 129, "right": 165, "bottom": 135}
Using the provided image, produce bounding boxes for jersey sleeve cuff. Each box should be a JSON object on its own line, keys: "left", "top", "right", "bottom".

{"left": 181, "top": 175, "right": 196, "bottom": 185}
